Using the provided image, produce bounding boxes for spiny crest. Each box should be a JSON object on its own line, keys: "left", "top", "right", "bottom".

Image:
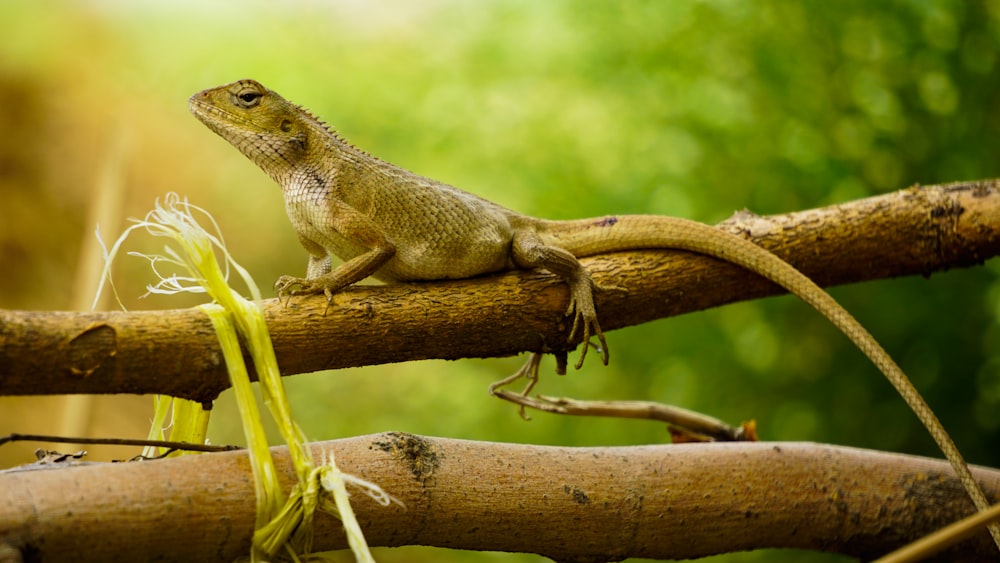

{"left": 295, "top": 103, "right": 337, "bottom": 137}
{"left": 293, "top": 102, "right": 380, "bottom": 162}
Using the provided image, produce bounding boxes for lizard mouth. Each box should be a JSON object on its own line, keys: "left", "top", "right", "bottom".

{"left": 188, "top": 94, "right": 261, "bottom": 136}
{"left": 187, "top": 95, "right": 217, "bottom": 123}
{"left": 188, "top": 95, "right": 226, "bottom": 123}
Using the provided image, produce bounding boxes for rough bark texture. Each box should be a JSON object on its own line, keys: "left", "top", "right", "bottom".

{"left": 0, "top": 435, "right": 997, "bottom": 562}
{"left": 0, "top": 180, "right": 998, "bottom": 401}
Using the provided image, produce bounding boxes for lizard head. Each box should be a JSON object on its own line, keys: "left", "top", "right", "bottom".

{"left": 189, "top": 79, "right": 319, "bottom": 182}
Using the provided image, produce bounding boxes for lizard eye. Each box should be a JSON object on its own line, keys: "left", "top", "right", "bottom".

{"left": 234, "top": 90, "right": 263, "bottom": 107}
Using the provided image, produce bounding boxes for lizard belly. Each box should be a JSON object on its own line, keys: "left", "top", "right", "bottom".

{"left": 377, "top": 220, "right": 513, "bottom": 282}
{"left": 291, "top": 196, "right": 513, "bottom": 283}
{"left": 364, "top": 182, "right": 516, "bottom": 282}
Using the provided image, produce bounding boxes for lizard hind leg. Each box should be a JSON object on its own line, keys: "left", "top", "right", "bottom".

{"left": 511, "top": 230, "right": 609, "bottom": 369}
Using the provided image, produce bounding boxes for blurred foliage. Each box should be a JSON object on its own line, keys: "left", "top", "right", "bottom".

{"left": 1, "top": 1, "right": 1000, "bottom": 561}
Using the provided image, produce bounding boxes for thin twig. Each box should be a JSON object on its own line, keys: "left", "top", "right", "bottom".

{"left": 0, "top": 433, "right": 239, "bottom": 453}
{"left": 489, "top": 391, "right": 753, "bottom": 442}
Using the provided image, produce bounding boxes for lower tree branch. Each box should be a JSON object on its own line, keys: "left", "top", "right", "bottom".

{"left": 0, "top": 434, "right": 996, "bottom": 561}
{"left": 1, "top": 179, "right": 998, "bottom": 401}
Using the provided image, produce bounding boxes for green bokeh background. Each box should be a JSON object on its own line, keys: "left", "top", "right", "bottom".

{"left": 1, "top": 1, "right": 999, "bottom": 561}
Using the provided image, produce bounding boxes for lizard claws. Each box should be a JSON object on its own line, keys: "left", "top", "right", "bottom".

{"left": 566, "top": 279, "right": 611, "bottom": 369}
{"left": 274, "top": 275, "right": 303, "bottom": 297}
{"left": 571, "top": 314, "right": 609, "bottom": 370}
{"left": 274, "top": 275, "right": 336, "bottom": 315}
{"left": 274, "top": 275, "right": 324, "bottom": 300}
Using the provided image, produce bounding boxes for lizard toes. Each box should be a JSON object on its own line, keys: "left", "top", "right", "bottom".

{"left": 573, "top": 318, "right": 592, "bottom": 370}
{"left": 572, "top": 317, "right": 609, "bottom": 370}
{"left": 274, "top": 275, "right": 311, "bottom": 299}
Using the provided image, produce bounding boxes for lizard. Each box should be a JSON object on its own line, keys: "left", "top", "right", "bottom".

{"left": 189, "top": 78, "right": 998, "bottom": 537}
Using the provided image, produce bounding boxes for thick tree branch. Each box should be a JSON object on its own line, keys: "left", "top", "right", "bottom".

{"left": 1, "top": 180, "right": 998, "bottom": 401}
{"left": 0, "top": 435, "right": 997, "bottom": 561}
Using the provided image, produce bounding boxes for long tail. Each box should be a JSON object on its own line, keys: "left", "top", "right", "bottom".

{"left": 541, "top": 214, "right": 998, "bottom": 535}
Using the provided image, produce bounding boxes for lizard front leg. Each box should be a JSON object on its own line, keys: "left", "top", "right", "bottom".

{"left": 512, "top": 230, "right": 608, "bottom": 369}
{"left": 275, "top": 245, "right": 395, "bottom": 303}
{"left": 275, "top": 201, "right": 397, "bottom": 303}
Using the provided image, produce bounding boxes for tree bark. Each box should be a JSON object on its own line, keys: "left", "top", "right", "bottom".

{"left": 0, "top": 435, "right": 996, "bottom": 562}
{"left": 1, "top": 179, "right": 998, "bottom": 402}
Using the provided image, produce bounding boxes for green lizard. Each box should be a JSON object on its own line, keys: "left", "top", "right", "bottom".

{"left": 189, "top": 79, "right": 997, "bottom": 536}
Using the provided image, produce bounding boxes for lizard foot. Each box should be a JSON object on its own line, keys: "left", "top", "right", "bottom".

{"left": 273, "top": 275, "right": 335, "bottom": 307}
{"left": 566, "top": 279, "right": 610, "bottom": 370}
{"left": 568, "top": 314, "right": 607, "bottom": 370}
{"left": 275, "top": 275, "right": 316, "bottom": 297}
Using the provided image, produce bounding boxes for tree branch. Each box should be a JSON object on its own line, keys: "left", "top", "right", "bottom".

{"left": 0, "top": 434, "right": 996, "bottom": 561}
{"left": 1, "top": 179, "right": 998, "bottom": 401}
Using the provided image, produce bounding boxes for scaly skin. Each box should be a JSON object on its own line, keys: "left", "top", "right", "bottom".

{"left": 190, "top": 79, "right": 997, "bottom": 535}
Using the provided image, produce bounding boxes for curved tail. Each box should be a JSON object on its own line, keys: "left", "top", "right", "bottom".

{"left": 539, "top": 214, "right": 995, "bottom": 528}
